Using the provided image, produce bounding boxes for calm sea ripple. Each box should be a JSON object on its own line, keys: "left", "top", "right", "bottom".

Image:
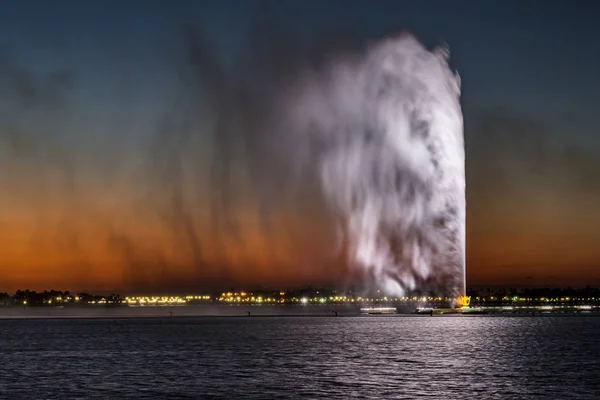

{"left": 0, "top": 316, "right": 599, "bottom": 399}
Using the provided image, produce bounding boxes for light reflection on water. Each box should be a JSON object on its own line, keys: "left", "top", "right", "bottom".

{"left": 0, "top": 316, "right": 599, "bottom": 399}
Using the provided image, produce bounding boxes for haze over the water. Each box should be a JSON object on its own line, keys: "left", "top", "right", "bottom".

{"left": 193, "top": 31, "right": 465, "bottom": 298}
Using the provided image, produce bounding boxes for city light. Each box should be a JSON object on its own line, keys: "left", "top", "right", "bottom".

{"left": 2, "top": 288, "right": 599, "bottom": 314}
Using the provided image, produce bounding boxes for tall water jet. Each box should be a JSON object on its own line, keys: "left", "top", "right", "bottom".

{"left": 184, "top": 29, "right": 465, "bottom": 299}
{"left": 284, "top": 33, "right": 465, "bottom": 300}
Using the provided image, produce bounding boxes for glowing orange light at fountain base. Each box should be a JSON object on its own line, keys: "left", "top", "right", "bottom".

{"left": 456, "top": 295, "right": 471, "bottom": 308}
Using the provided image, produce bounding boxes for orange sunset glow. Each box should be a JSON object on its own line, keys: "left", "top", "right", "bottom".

{"left": 1, "top": 1, "right": 599, "bottom": 294}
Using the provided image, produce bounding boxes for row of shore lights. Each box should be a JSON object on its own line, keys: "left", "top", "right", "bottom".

{"left": 124, "top": 295, "right": 211, "bottom": 305}
{"left": 21, "top": 294, "right": 598, "bottom": 306}
{"left": 23, "top": 295, "right": 211, "bottom": 305}
{"left": 218, "top": 292, "right": 450, "bottom": 303}
{"left": 477, "top": 296, "right": 598, "bottom": 302}
{"left": 23, "top": 295, "right": 83, "bottom": 305}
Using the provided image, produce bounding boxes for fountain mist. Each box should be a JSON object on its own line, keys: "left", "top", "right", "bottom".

{"left": 281, "top": 33, "right": 465, "bottom": 299}
{"left": 150, "top": 29, "right": 465, "bottom": 296}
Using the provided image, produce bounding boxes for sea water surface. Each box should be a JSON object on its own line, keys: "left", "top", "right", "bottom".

{"left": 0, "top": 315, "right": 599, "bottom": 399}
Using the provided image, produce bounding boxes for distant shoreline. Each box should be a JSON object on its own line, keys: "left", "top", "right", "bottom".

{"left": 1, "top": 303, "right": 599, "bottom": 320}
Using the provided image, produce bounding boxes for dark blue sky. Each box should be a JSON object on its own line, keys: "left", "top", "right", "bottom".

{"left": 2, "top": 0, "right": 599, "bottom": 132}
{"left": 1, "top": 0, "right": 599, "bottom": 290}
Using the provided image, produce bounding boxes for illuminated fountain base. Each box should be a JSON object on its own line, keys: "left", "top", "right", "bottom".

{"left": 415, "top": 296, "right": 485, "bottom": 315}
{"left": 457, "top": 295, "right": 471, "bottom": 309}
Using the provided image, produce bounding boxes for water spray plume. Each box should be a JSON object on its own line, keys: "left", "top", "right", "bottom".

{"left": 285, "top": 33, "right": 465, "bottom": 300}
{"left": 157, "top": 29, "right": 465, "bottom": 297}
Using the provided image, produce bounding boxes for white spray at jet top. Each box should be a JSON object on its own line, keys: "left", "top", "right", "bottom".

{"left": 284, "top": 33, "right": 465, "bottom": 299}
